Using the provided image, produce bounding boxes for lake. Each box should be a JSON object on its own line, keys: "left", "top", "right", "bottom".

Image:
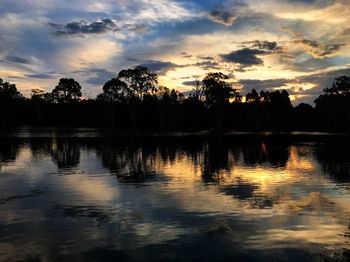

{"left": 0, "top": 129, "right": 349, "bottom": 261}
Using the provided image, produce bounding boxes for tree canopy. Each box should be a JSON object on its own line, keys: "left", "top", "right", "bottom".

{"left": 117, "top": 66, "right": 158, "bottom": 100}
{"left": 2, "top": 67, "right": 350, "bottom": 131}
{"left": 324, "top": 75, "right": 350, "bottom": 96}
{"left": 52, "top": 78, "right": 82, "bottom": 103}
{"left": 202, "top": 72, "right": 241, "bottom": 106}
{"left": 0, "top": 78, "right": 23, "bottom": 101}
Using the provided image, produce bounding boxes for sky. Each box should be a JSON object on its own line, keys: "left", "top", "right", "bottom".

{"left": 0, "top": 0, "right": 350, "bottom": 104}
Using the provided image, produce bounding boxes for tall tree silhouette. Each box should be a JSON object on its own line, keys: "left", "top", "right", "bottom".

{"left": 117, "top": 66, "right": 158, "bottom": 100}
{"left": 0, "top": 78, "right": 23, "bottom": 126}
{"left": 202, "top": 72, "right": 241, "bottom": 106}
{"left": 190, "top": 79, "right": 205, "bottom": 101}
{"left": 98, "top": 66, "right": 159, "bottom": 129}
{"left": 202, "top": 72, "right": 241, "bottom": 130}
{"left": 324, "top": 75, "right": 350, "bottom": 96}
{"left": 2, "top": 71, "right": 350, "bottom": 131}
{"left": 98, "top": 67, "right": 159, "bottom": 102}
{"left": 0, "top": 78, "right": 23, "bottom": 101}
{"left": 157, "top": 86, "right": 184, "bottom": 104}
{"left": 97, "top": 78, "right": 128, "bottom": 102}
{"left": 315, "top": 75, "right": 350, "bottom": 131}
{"left": 52, "top": 78, "right": 82, "bottom": 103}
{"left": 246, "top": 89, "right": 260, "bottom": 103}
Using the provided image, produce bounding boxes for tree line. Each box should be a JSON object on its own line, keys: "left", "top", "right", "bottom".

{"left": 1, "top": 66, "right": 350, "bottom": 131}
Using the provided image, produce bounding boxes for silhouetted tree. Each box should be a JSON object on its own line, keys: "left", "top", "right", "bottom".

{"left": 97, "top": 66, "right": 159, "bottom": 129}
{"left": 31, "top": 88, "right": 46, "bottom": 101}
{"left": 158, "top": 86, "right": 184, "bottom": 104}
{"left": 190, "top": 79, "right": 204, "bottom": 101}
{"left": 202, "top": 72, "right": 240, "bottom": 106}
{"left": 246, "top": 89, "right": 260, "bottom": 103}
{"left": 259, "top": 90, "right": 269, "bottom": 104}
{"left": 201, "top": 73, "right": 241, "bottom": 130}
{"left": 293, "top": 103, "right": 315, "bottom": 130}
{"left": 97, "top": 78, "right": 128, "bottom": 102}
{"left": 0, "top": 78, "right": 23, "bottom": 126}
{"left": 117, "top": 66, "right": 158, "bottom": 100}
{"left": 3, "top": 69, "right": 350, "bottom": 132}
{"left": 52, "top": 78, "right": 82, "bottom": 103}
{"left": 0, "top": 78, "right": 23, "bottom": 100}
{"left": 314, "top": 75, "right": 350, "bottom": 131}
{"left": 324, "top": 75, "right": 350, "bottom": 96}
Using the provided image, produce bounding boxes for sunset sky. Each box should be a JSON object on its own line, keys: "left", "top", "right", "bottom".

{"left": 0, "top": 0, "right": 350, "bottom": 104}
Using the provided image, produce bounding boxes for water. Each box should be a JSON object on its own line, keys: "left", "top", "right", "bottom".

{"left": 0, "top": 130, "right": 349, "bottom": 261}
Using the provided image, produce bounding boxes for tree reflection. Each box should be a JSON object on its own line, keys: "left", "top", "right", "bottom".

{"left": 95, "top": 139, "right": 158, "bottom": 182}
{"left": 314, "top": 142, "right": 350, "bottom": 183}
{"left": 51, "top": 138, "right": 81, "bottom": 170}
{"left": 29, "top": 138, "right": 54, "bottom": 161}
{"left": 240, "top": 137, "right": 290, "bottom": 167}
{"left": 0, "top": 139, "right": 22, "bottom": 170}
{"left": 201, "top": 138, "right": 233, "bottom": 183}
{"left": 2, "top": 135, "right": 349, "bottom": 187}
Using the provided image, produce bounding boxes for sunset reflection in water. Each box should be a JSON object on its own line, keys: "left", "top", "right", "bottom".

{"left": 0, "top": 135, "right": 349, "bottom": 261}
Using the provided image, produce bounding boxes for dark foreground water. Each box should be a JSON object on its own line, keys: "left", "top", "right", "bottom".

{"left": 0, "top": 130, "right": 350, "bottom": 261}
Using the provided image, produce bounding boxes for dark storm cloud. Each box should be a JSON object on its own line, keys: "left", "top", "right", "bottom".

{"left": 25, "top": 73, "right": 57, "bottom": 79}
{"left": 4, "top": 55, "right": 32, "bottom": 64}
{"left": 207, "top": 1, "right": 247, "bottom": 26}
{"left": 197, "top": 56, "right": 215, "bottom": 60}
{"left": 182, "top": 80, "right": 200, "bottom": 86}
{"left": 293, "top": 38, "right": 344, "bottom": 58}
{"left": 140, "top": 59, "right": 221, "bottom": 75}
{"left": 74, "top": 68, "right": 116, "bottom": 85}
{"left": 139, "top": 61, "right": 183, "bottom": 75}
{"left": 180, "top": 52, "right": 192, "bottom": 58}
{"left": 50, "top": 18, "right": 121, "bottom": 35}
{"left": 208, "top": 10, "right": 238, "bottom": 26}
{"left": 244, "top": 40, "right": 283, "bottom": 52}
{"left": 220, "top": 48, "right": 268, "bottom": 67}
{"left": 222, "top": 40, "right": 285, "bottom": 70}
{"left": 193, "top": 61, "right": 221, "bottom": 70}
{"left": 50, "top": 18, "right": 149, "bottom": 36}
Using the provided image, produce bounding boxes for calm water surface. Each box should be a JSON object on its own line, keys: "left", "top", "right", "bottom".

{"left": 0, "top": 130, "right": 349, "bottom": 261}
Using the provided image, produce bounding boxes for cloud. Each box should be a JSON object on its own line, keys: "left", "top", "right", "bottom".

{"left": 180, "top": 52, "right": 192, "bottom": 58}
{"left": 25, "top": 72, "right": 57, "bottom": 79}
{"left": 292, "top": 38, "right": 344, "bottom": 58}
{"left": 53, "top": 38, "right": 121, "bottom": 71}
{"left": 197, "top": 56, "right": 215, "bottom": 60}
{"left": 50, "top": 19, "right": 121, "bottom": 35}
{"left": 1, "top": 0, "right": 350, "bottom": 106}
{"left": 220, "top": 48, "right": 268, "bottom": 67}
{"left": 139, "top": 60, "right": 183, "bottom": 75}
{"left": 123, "top": 23, "right": 148, "bottom": 33}
{"left": 131, "top": 0, "right": 198, "bottom": 22}
{"left": 182, "top": 80, "right": 200, "bottom": 87}
{"left": 4, "top": 55, "right": 32, "bottom": 64}
{"left": 193, "top": 61, "right": 221, "bottom": 70}
{"left": 79, "top": 68, "right": 116, "bottom": 85}
{"left": 207, "top": 1, "right": 247, "bottom": 26}
{"left": 219, "top": 40, "right": 285, "bottom": 71}
{"left": 208, "top": 10, "right": 238, "bottom": 26}
{"left": 244, "top": 40, "right": 283, "bottom": 52}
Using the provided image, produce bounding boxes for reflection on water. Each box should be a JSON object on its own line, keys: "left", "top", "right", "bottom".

{"left": 0, "top": 134, "right": 350, "bottom": 261}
